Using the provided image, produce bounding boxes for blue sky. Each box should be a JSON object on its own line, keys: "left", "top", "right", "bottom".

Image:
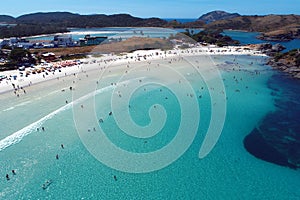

{"left": 1, "top": 0, "right": 299, "bottom": 18}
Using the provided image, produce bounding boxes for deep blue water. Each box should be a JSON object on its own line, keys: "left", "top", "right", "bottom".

{"left": 223, "top": 30, "right": 300, "bottom": 52}
{"left": 163, "top": 18, "right": 197, "bottom": 23}
{"left": 244, "top": 72, "right": 300, "bottom": 169}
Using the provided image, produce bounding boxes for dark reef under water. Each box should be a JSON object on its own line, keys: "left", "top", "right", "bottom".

{"left": 244, "top": 73, "right": 300, "bottom": 169}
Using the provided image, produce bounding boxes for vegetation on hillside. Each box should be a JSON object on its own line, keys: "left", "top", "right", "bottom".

{"left": 0, "top": 48, "right": 36, "bottom": 71}
{"left": 273, "top": 49, "right": 300, "bottom": 66}
{"left": 206, "top": 15, "right": 300, "bottom": 32}
{"left": 183, "top": 29, "right": 240, "bottom": 46}
{"left": 0, "top": 24, "right": 69, "bottom": 38}
{"left": 0, "top": 12, "right": 169, "bottom": 38}
{"left": 1, "top": 11, "right": 300, "bottom": 41}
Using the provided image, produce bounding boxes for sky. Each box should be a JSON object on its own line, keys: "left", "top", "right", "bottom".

{"left": 1, "top": 0, "right": 300, "bottom": 18}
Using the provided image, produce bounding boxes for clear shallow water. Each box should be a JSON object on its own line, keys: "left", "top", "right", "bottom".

{"left": 0, "top": 55, "right": 300, "bottom": 199}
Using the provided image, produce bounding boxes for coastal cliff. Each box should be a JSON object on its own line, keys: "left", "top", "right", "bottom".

{"left": 252, "top": 43, "right": 300, "bottom": 79}
{"left": 267, "top": 49, "right": 300, "bottom": 79}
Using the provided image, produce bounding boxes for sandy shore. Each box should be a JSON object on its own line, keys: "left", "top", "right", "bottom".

{"left": 0, "top": 45, "right": 265, "bottom": 95}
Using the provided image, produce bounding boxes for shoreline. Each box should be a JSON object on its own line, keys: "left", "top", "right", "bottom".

{"left": 0, "top": 45, "right": 265, "bottom": 95}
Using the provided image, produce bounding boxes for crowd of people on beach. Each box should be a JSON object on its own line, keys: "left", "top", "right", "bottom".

{"left": 2, "top": 45, "right": 266, "bottom": 189}
{"left": 0, "top": 45, "right": 264, "bottom": 95}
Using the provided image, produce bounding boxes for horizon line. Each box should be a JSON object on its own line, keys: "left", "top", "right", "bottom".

{"left": 1, "top": 10, "right": 300, "bottom": 19}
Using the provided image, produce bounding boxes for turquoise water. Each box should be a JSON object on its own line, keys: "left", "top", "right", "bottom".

{"left": 0, "top": 54, "right": 300, "bottom": 199}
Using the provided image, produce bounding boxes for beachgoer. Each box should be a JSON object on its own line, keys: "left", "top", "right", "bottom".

{"left": 12, "top": 170, "right": 16, "bottom": 175}
{"left": 56, "top": 154, "right": 59, "bottom": 159}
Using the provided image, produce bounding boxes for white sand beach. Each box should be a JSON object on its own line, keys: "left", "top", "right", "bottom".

{"left": 0, "top": 45, "right": 265, "bottom": 95}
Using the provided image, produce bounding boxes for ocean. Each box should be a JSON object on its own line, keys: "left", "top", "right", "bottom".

{"left": 1, "top": 31, "right": 300, "bottom": 199}
{"left": 0, "top": 50, "right": 300, "bottom": 199}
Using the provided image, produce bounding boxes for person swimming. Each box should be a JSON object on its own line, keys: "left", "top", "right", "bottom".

{"left": 42, "top": 180, "right": 52, "bottom": 190}
{"left": 6, "top": 174, "right": 9, "bottom": 180}
{"left": 56, "top": 154, "right": 59, "bottom": 159}
{"left": 12, "top": 170, "right": 16, "bottom": 175}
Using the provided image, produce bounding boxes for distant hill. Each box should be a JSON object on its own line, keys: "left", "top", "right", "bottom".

{"left": 206, "top": 14, "right": 300, "bottom": 32}
{"left": 0, "top": 12, "right": 169, "bottom": 38}
{"left": 16, "top": 12, "right": 79, "bottom": 24}
{"left": 198, "top": 11, "right": 240, "bottom": 24}
{"left": 1, "top": 11, "right": 300, "bottom": 41}
{"left": 15, "top": 12, "right": 167, "bottom": 28}
{"left": 204, "top": 14, "right": 300, "bottom": 41}
{"left": 0, "top": 15, "right": 16, "bottom": 24}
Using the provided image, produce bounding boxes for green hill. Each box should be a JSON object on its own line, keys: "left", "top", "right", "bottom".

{"left": 206, "top": 14, "right": 300, "bottom": 32}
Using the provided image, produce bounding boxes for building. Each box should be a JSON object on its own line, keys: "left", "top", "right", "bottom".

{"left": 52, "top": 35, "right": 74, "bottom": 47}
{"left": 0, "top": 37, "right": 33, "bottom": 49}
{"left": 79, "top": 35, "right": 107, "bottom": 46}
{"left": 0, "top": 39, "right": 11, "bottom": 48}
{"left": 41, "top": 52, "right": 56, "bottom": 62}
{"left": 17, "top": 42, "right": 33, "bottom": 49}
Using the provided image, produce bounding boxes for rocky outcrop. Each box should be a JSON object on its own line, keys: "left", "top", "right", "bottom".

{"left": 252, "top": 43, "right": 285, "bottom": 56}
{"left": 267, "top": 59, "right": 300, "bottom": 79}
{"left": 265, "top": 47, "right": 300, "bottom": 79}
{"left": 251, "top": 43, "right": 300, "bottom": 79}
{"left": 257, "top": 28, "right": 300, "bottom": 42}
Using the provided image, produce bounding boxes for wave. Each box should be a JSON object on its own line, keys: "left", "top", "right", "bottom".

{"left": 0, "top": 85, "right": 115, "bottom": 152}
{"left": 2, "top": 100, "right": 31, "bottom": 112}
{"left": 3, "top": 106, "right": 15, "bottom": 112}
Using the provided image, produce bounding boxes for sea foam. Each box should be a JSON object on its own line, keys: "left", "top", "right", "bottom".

{"left": 0, "top": 85, "right": 114, "bottom": 151}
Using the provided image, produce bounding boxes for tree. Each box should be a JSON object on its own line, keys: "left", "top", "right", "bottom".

{"left": 8, "top": 48, "right": 36, "bottom": 66}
